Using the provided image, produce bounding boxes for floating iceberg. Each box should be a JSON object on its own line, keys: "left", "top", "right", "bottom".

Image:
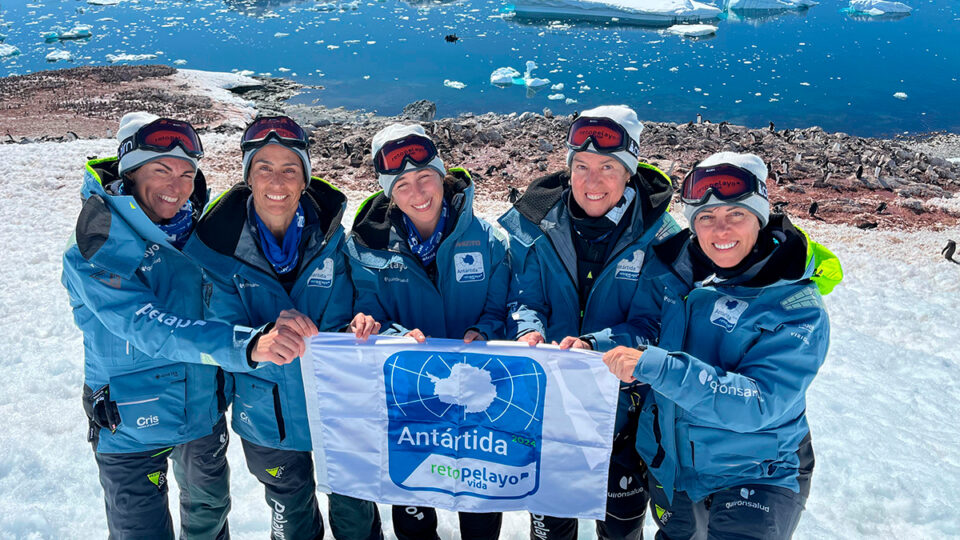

{"left": 847, "top": 0, "right": 912, "bottom": 15}
{"left": 0, "top": 44, "right": 20, "bottom": 58}
{"left": 523, "top": 61, "right": 550, "bottom": 87}
{"left": 491, "top": 62, "right": 551, "bottom": 93}
{"left": 511, "top": 0, "right": 722, "bottom": 26}
{"left": 45, "top": 50, "right": 73, "bottom": 62}
{"left": 106, "top": 53, "right": 158, "bottom": 63}
{"left": 60, "top": 25, "right": 93, "bottom": 39}
{"left": 893, "top": 91, "right": 908, "bottom": 100}
{"left": 664, "top": 23, "right": 717, "bottom": 36}
{"left": 88, "top": 0, "right": 121, "bottom": 4}
{"left": 548, "top": 93, "right": 566, "bottom": 100}
{"left": 724, "top": 0, "right": 816, "bottom": 9}
{"left": 443, "top": 79, "right": 466, "bottom": 89}
{"left": 491, "top": 66, "right": 522, "bottom": 85}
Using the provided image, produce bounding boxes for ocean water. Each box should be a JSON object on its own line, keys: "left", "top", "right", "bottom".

{"left": 0, "top": 0, "right": 957, "bottom": 137}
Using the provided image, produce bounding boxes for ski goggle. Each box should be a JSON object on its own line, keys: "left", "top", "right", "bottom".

{"left": 566, "top": 115, "right": 640, "bottom": 158}
{"left": 681, "top": 163, "right": 768, "bottom": 205}
{"left": 241, "top": 115, "right": 309, "bottom": 152}
{"left": 373, "top": 134, "right": 439, "bottom": 176}
{"left": 117, "top": 118, "right": 204, "bottom": 160}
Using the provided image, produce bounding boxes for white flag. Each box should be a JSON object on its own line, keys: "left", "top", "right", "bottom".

{"left": 301, "top": 333, "right": 620, "bottom": 519}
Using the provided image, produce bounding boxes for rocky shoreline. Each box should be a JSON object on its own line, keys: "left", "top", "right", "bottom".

{"left": 2, "top": 65, "right": 958, "bottom": 230}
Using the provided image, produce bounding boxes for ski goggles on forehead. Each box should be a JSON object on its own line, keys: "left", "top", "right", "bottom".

{"left": 241, "top": 115, "right": 309, "bottom": 151}
{"left": 566, "top": 116, "right": 640, "bottom": 158}
{"left": 118, "top": 118, "right": 204, "bottom": 160}
{"left": 373, "top": 134, "right": 439, "bottom": 176}
{"left": 681, "top": 163, "right": 768, "bottom": 205}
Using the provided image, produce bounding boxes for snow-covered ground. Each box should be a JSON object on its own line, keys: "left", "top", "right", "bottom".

{"left": 1, "top": 135, "right": 958, "bottom": 539}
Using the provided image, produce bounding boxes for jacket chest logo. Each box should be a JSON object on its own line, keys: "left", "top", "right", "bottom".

{"left": 140, "top": 244, "right": 163, "bottom": 273}
{"left": 307, "top": 258, "right": 334, "bottom": 288}
{"left": 454, "top": 252, "right": 485, "bottom": 283}
{"left": 710, "top": 296, "right": 749, "bottom": 332}
{"left": 614, "top": 250, "right": 644, "bottom": 281}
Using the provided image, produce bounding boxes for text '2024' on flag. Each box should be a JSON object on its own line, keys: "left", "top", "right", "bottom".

{"left": 299, "top": 333, "right": 620, "bottom": 519}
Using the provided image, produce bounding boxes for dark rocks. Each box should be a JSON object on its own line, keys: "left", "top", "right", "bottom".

{"left": 537, "top": 139, "right": 554, "bottom": 152}
{"left": 402, "top": 100, "right": 437, "bottom": 122}
{"left": 898, "top": 198, "right": 926, "bottom": 214}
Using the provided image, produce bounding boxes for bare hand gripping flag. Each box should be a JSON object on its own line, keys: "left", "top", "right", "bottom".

{"left": 300, "top": 333, "right": 620, "bottom": 519}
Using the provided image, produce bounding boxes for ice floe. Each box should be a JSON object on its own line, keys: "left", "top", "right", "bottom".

{"left": 443, "top": 79, "right": 466, "bottom": 89}
{"left": 0, "top": 44, "right": 20, "bottom": 58}
{"left": 105, "top": 53, "right": 158, "bottom": 63}
{"left": 511, "top": 0, "right": 722, "bottom": 26}
{"left": 893, "top": 91, "right": 908, "bottom": 100}
{"left": 45, "top": 50, "right": 72, "bottom": 62}
{"left": 724, "top": 0, "right": 817, "bottom": 10}
{"left": 60, "top": 25, "right": 93, "bottom": 39}
{"left": 87, "top": 0, "right": 121, "bottom": 5}
{"left": 490, "top": 66, "right": 522, "bottom": 85}
{"left": 847, "top": 0, "right": 912, "bottom": 15}
{"left": 664, "top": 23, "right": 717, "bottom": 36}
{"left": 523, "top": 60, "right": 551, "bottom": 87}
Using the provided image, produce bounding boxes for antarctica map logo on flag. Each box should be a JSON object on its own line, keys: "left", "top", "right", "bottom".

{"left": 384, "top": 350, "right": 546, "bottom": 499}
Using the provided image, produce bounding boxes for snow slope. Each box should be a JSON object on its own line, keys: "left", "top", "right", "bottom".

{"left": 1, "top": 136, "right": 958, "bottom": 538}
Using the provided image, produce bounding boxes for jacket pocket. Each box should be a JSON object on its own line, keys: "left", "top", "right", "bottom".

{"left": 687, "top": 425, "right": 779, "bottom": 480}
{"left": 635, "top": 403, "right": 666, "bottom": 469}
{"left": 232, "top": 373, "right": 286, "bottom": 446}
{"left": 109, "top": 364, "right": 187, "bottom": 445}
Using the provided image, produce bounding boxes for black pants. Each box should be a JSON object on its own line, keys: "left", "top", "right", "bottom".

{"left": 530, "top": 384, "right": 649, "bottom": 540}
{"left": 392, "top": 506, "right": 502, "bottom": 540}
{"left": 529, "top": 455, "right": 648, "bottom": 540}
{"left": 94, "top": 417, "right": 231, "bottom": 540}
{"left": 647, "top": 481, "right": 807, "bottom": 540}
{"left": 241, "top": 438, "right": 382, "bottom": 540}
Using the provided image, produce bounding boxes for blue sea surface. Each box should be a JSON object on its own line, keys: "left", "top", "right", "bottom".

{"left": 0, "top": 0, "right": 957, "bottom": 137}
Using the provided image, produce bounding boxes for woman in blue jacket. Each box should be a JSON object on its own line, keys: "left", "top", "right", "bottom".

{"left": 185, "top": 116, "right": 382, "bottom": 540}
{"left": 499, "top": 105, "right": 679, "bottom": 540}
{"left": 603, "top": 152, "right": 842, "bottom": 539}
{"left": 346, "top": 123, "right": 510, "bottom": 540}
{"left": 62, "top": 112, "right": 307, "bottom": 539}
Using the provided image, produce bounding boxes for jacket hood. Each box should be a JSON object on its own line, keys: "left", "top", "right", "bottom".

{"left": 84, "top": 157, "right": 209, "bottom": 216}
{"left": 656, "top": 214, "right": 843, "bottom": 294}
{"left": 74, "top": 157, "right": 209, "bottom": 274}
{"left": 193, "top": 175, "right": 346, "bottom": 260}
{"left": 510, "top": 162, "right": 674, "bottom": 236}
{"left": 350, "top": 167, "right": 474, "bottom": 252}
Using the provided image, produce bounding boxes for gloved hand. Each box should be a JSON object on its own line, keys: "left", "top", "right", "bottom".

{"left": 85, "top": 385, "right": 121, "bottom": 434}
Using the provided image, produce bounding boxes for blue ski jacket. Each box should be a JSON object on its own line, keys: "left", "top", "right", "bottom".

{"left": 628, "top": 215, "right": 842, "bottom": 502}
{"left": 62, "top": 158, "right": 263, "bottom": 454}
{"left": 184, "top": 177, "right": 353, "bottom": 451}
{"left": 345, "top": 169, "right": 510, "bottom": 340}
{"left": 497, "top": 164, "right": 680, "bottom": 350}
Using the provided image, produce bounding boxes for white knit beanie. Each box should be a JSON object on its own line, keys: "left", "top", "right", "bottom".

{"left": 566, "top": 105, "right": 644, "bottom": 175}
{"left": 371, "top": 123, "right": 446, "bottom": 198}
{"left": 683, "top": 152, "right": 770, "bottom": 228}
{"left": 117, "top": 112, "right": 199, "bottom": 177}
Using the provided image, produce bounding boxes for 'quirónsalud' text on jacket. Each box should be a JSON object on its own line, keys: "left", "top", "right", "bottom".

{"left": 62, "top": 157, "right": 263, "bottom": 454}
{"left": 183, "top": 177, "right": 354, "bottom": 452}
{"left": 628, "top": 215, "right": 842, "bottom": 502}
{"left": 345, "top": 169, "right": 510, "bottom": 340}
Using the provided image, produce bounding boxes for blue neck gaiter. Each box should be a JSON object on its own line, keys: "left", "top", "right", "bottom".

{"left": 403, "top": 199, "right": 449, "bottom": 267}
{"left": 253, "top": 202, "right": 304, "bottom": 275}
